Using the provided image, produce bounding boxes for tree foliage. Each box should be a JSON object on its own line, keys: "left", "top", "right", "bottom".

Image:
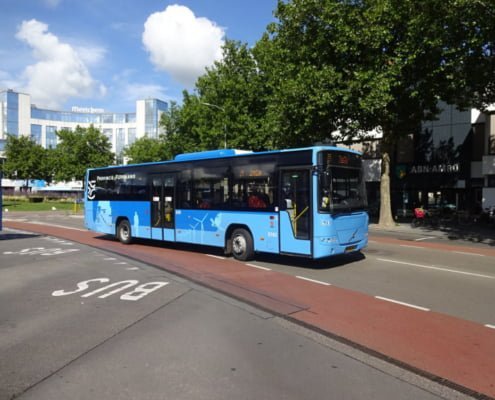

{"left": 54, "top": 125, "right": 114, "bottom": 182}
{"left": 164, "top": 40, "right": 273, "bottom": 154}
{"left": 3, "top": 135, "right": 52, "bottom": 185}
{"left": 262, "top": 0, "right": 495, "bottom": 226}
{"left": 123, "top": 136, "right": 169, "bottom": 164}
{"left": 150, "top": 1, "right": 494, "bottom": 227}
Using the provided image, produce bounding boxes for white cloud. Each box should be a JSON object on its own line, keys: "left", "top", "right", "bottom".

{"left": 76, "top": 45, "right": 106, "bottom": 66}
{"left": 142, "top": 5, "right": 225, "bottom": 87}
{"left": 43, "top": 0, "right": 62, "bottom": 8}
{"left": 122, "top": 83, "right": 168, "bottom": 103}
{"left": 0, "top": 70, "right": 21, "bottom": 90}
{"left": 15, "top": 19, "right": 105, "bottom": 109}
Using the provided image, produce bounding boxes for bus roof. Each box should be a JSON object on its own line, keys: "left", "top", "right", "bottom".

{"left": 87, "top": 145, "right": 361, "bottom": 171}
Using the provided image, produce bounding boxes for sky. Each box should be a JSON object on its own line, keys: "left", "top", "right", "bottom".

{"left": 0, "top": 0, "right": 278, "bottom": 112}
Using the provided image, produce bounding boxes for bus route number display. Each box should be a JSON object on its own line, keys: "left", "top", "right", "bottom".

{"left": 325, "top": 152, "right": 361, "bottom": 168}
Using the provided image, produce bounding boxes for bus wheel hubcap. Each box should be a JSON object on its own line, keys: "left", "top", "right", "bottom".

{"left": 233, "top": 235, "right": 246, "bottom": 255}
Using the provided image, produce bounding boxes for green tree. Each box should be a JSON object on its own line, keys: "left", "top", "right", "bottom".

{"left": 3, "top": 135, "right": 51, "bottom": 188}
{"left": 54, "top": 125, "right": 114, "bottom": 182}
{"left": 159, "top": 99, "right": 199, "bottom": 158}
{"left": 176, "top": 40, "right": 272, "bottom": 152}
{"left": 262, "top": 0, "right": 495, "bottom": 227}
{"left": 123, "top": 136, "right": 169, "bottom": 164}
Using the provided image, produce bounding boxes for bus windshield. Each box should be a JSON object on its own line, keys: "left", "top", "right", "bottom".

{"left": 318, "top": 151, "right": 367, "bottom": 213}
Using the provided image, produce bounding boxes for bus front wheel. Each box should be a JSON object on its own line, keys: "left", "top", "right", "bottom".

{"left": 231, "top": 228, "right": 254, "bottom": 261}
{"left": 117, "top": 219, "right": 132, "bottom": 244}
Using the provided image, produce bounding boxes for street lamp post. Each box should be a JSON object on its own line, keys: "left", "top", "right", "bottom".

{"left": 200, "top": 102, "right": 227, "bottom": 149}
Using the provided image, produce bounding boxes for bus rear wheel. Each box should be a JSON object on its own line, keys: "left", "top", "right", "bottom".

{"left": 231, "top": 228, "right": 254, "bottom": 261}
{"left": 117, "top": 219, "right": 132, "bottom": 244}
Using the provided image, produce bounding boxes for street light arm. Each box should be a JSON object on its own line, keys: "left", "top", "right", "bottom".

{"left": 200, "top": 102, "right": 227, "bottom": 149}
{"left": 200, "top": 102, "right": 225, "bottom": 112}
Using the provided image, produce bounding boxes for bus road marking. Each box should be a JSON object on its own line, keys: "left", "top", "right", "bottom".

{"left": 296, "top": 276, "right": 331, "bottom": 286}
{"left": 52, "top": 278, "right": 169, "bottom": 301}
{"left": 245, "top": 263, "right": 271, "bottom": 271}
{"left": 375, "top": 296, "right": 430, "bottom": 311}
{"left": 377, "top": 258, "right": 495, "bottom": 279}
{"left": 3, "top": 247, "right": 80, "bottom": 256}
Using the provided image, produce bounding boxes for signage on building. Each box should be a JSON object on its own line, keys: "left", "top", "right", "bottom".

{"left": 409, "top": 163, "right": 459, "bottom": 174}
{"left": 71, "top": 106, "right": 105, "bottom": 114}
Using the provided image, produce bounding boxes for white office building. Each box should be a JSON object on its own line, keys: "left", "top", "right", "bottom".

{"left": 0, "top": 89, "right": 168, "bottom": 157}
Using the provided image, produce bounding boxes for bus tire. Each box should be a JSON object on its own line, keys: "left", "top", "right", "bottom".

{"left": 231, "top": 228, "right": 254, "bottom": 261}
{"left": 117, "top": 219, "right": 132, "bottom": 244}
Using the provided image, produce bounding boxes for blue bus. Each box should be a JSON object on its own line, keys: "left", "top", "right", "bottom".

{"left": 84, "top": 146, "right": 368, "bottom": 261}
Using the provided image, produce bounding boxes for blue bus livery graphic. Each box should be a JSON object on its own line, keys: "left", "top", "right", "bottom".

{"left": 84, "top": 146, "right": 369, "bottom": 261}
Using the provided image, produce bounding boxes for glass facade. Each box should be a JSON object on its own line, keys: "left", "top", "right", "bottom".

{"left": 31, "top": 124, "right": 42, "bottom": 145}
{"left": 144, "top": 99, "right": 168, "bottom": 138}
{"left": 6, "top": 90, "right": 19, "bottom": 136}
{"left": 128, "top": 127, "right": 136, "bottom": 146}
{"left": 30, "top": 107, "right": 136, "bottom": 126}
{"left": 115, "top": 128, "right": 125, "bottom": 155}
{"left": 46, "top": 126, "right": 57, "bottom": 148}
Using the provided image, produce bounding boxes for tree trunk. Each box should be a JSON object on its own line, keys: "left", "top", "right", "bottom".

{"left": 378, "top": 138, "right": 396, "bottom": 228}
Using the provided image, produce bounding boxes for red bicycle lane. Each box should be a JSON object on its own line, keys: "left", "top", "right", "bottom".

{"left": 4, "top": 220, "right": 495, "bottom": 399}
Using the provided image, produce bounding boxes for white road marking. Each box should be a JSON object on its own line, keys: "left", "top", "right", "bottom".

{"left": 452, "top": 251, "right": 485, "bottom": 257}
{"left": 377, "top": 258, "right": 495, "bottom": 279}
{"left": 25, "top": 221, "right": 87, "bottom": 232}
{"left": 375, "top": 296, "right": 430, "bottom": 311}
{"left": 206, "top": 254, "right": 226, "bottom": 260}
{"left": 296, "top": 276, "right": 331, "bottom": 286}
{"left": 485, "top": 324, "right": 495, "bottom": 330}
{"left": 245, "top": 263, "right": 271, "bottom": 271}
{"left": 414, "top": 236, "right": 435, "bottom": 241}
{"left": 399, "top": 244, "right": 425, "bottom": 249}
{"left": 104, "top": 257, "right": 116, "bottom": 261}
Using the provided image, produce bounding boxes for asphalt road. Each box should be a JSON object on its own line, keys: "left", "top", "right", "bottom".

{"left": 0, "top": 228, "right": 457, "bottom": 400}
{"left": 4, "top": 212, "right": 495, "bottom": 327}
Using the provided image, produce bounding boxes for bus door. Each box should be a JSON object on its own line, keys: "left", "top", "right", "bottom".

{"left": 279, "top": 168, "right": 311, "bottom": 256}
{"left": 151, "top": 173, "right": 176, "bottom": 241}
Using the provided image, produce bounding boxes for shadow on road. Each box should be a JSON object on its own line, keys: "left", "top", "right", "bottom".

{"left": 93, "top": 234, "right": 366, "bottom": 270}
{"left": 0, "top": 232, "right": 41, "bottom": 241}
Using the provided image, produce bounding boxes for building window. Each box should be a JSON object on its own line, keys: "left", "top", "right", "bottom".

{"left": 102, "top": 114, "right": 114, "bottom": 124}
{"left": 103, "top": 128, "right": 113, "bottom": 147}
{"left": 31, "top": 124, "right": 42, "bottom": 145}
{"left": 46, "top": 126, "right": 57, "bottom": 149}
{"left": 490, "top": 136, "right": 495, "bottom": 155}
{"left": 471, "top": 123, "right": 484, "bottom": 160}
{"left": 115, "top": 128, "right": 125, "bottom": 155}
{"left": 127, "top": 128, "right": 136, "bottom": 146}
{"left": 6, "top": 90, "right": 19, "bottom": 136}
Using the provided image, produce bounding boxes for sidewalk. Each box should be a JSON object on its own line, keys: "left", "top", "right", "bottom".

{"left": 369, "top": 218, "right": 495, "bottom": 247}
